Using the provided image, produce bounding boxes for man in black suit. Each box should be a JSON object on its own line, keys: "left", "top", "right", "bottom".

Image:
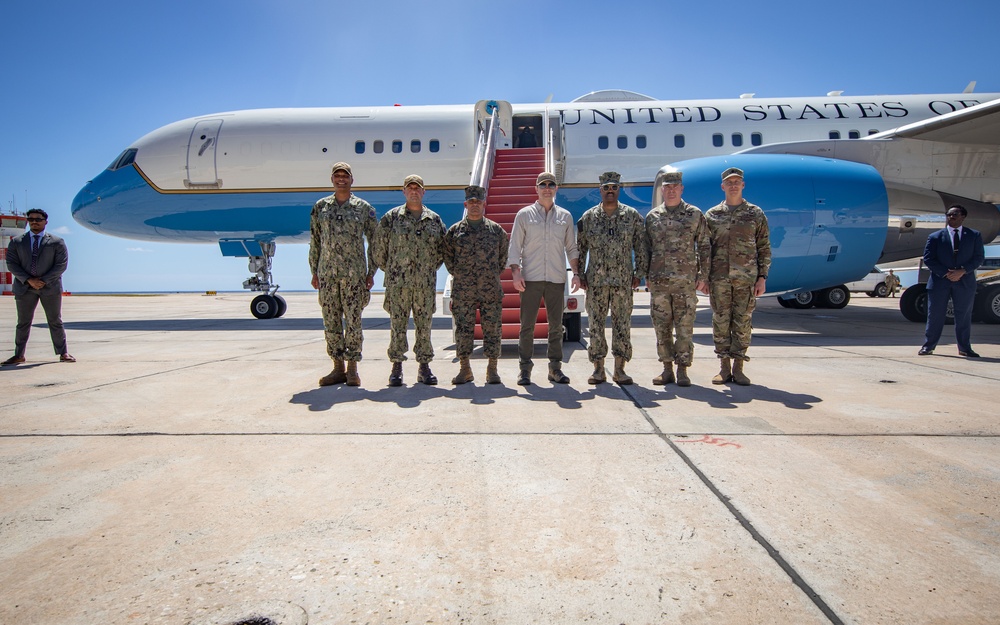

{"left": 919, "top": 204, "right": 985, "bottom": 357}
{"left": 2, "top": 209, "right": 75, "bottom": 365}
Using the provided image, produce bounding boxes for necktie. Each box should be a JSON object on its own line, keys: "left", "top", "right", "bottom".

{"left": 952, "top": 228, "right": 960, "bottom": 255}
{"left": 30, "top": 235, "right": 40, "bottom": 275}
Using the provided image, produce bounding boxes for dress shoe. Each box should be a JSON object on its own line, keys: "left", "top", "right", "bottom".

{"left": 959, "top": 349, "right": 980, "bottom": 358}
{"left": 917, "top": 347, "right": 933, "bottom": 356}
{"left": 2, "top": 355, "right": 26, "bottom": 366}
{"left": 60, "top": 353, "right": 76, "bottom": 363}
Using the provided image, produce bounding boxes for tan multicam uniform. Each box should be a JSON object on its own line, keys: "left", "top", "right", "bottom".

{"left": 705, "top": 200, "right": 771, "bottom": 361}
{"left": 374, "top": 205, "right": 446, "bottom": 364}
{"left": 645, "top": 200, "right": 710, "bottom": 367}
{"left": 309, "top": 193, "right": 377, "bottom": 361}
{"left": 576, "top": 202, "right": 648, "bottom": 362}
{"left": 443, "top": 217, "right": 509, "bottom": 359}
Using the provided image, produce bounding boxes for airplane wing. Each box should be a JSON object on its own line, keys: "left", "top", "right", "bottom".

{"left": 865, "top": 96, "right": 1000, "bottom": 145}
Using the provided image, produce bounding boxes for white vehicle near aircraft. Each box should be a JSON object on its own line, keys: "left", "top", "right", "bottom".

{"left": 72, "top": 87, "right": 1000, "bottom": 328}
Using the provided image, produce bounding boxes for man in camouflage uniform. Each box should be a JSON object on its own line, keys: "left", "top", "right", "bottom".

{"left": 374, "top": 174, "right": 446, "bottom": 386}
{"left": 577, "top": 171, "right": 648, "bottom": 385}
{"left": 645, "top": 169, "right": 710, "bottom": 387}
{"left": 705, "top": 167, "right": 771, "bottom": 386}
{"left": 885, "top": 269, "right": 900, "bottom": 297}
{"left": 442, "top": 185, "right": 509, "bottom": 385}
{"left": 310, "top": 162, "right": 377, "bottom": 387}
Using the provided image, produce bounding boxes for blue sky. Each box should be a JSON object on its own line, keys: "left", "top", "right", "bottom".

{"left": 1, "top": 0, "right": 998, "bottom": 292}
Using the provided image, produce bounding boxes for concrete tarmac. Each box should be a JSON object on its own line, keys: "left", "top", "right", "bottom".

{"left": 1, "top": 291, "right": 998, "bottom": 625}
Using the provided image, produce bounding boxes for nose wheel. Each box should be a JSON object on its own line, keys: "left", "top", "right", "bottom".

{"left": 250, "top": 293, "right": 287, "bottom": 319}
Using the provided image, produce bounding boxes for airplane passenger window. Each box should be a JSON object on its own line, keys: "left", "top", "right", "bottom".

{"left": 355, "top": 141, "right": 365, "bottom": 154}
{"left": 848, "top": 130, "right": 860, "bottom": 139}
{"left": 868, "top": 129, "right": 879, "bottom": 135}
{"left": 411, "top": 140, "right": 421, "bottom": 153}
{"left": 392, "top": 140, "right": 402, "bottom": 153}
{"left": 374, "top": 140, "right": 384, "bottom": 154}
{"left": 751, "top": 133, "right": 762, "bottom": 146}
{"left": 636, "top": 135, "right": 647, "bottom": 149}
{"left": 732, "top": 133, "right": 743, "bottom": 147}
{"left": 598, "top": 136, "right": 609, "bottom": 150}
{"left": 829, "top": 131, "right": 841, "bottom": 140}
{"left": 712, "top": 134, "right": 724, "bottom": 148}
{"left": 617, "top": 136, "right": 628, "bottom": 149}
{"left": 674, "top": 135, "right": 685, "bottom": 148}
{"left": 430, "top": 140, "right": 440, "bottom": 153}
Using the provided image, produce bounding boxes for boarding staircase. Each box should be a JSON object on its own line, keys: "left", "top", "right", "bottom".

{"left": 480, "top": 147, "right": 549, "bottom": 339}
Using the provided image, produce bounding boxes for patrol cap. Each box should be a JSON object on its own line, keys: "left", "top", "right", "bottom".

{"left": 722, "top": 167, "right": 744, "bottom": 181}
{"left": 465, "top": 185, "right": 486, "bottom": 201}
{"left": 403, "top": 174, "right": 424, "bottom": 188}
{"left": 661, "top": 170, "right": 683, "bottom": 185}
{"left": 599, "top": 171, "right": 621, "bottom": 186}
{"left": 536, "top": 171, "right": 557, "bottom": 185}
{"left": 331, "top": 162, "right": 353, "bottom": 176}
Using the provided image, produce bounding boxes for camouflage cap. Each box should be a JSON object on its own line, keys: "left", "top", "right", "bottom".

{"left": 663, "top": 171, "right": 683, "bottom": 185}
{"left": 722, "top": 167, "right": 744, "bottom": 181}
{"left": 331, "top": 161, "right": 353, "bottom": 176}
{"left": 403, "top": 174, "right": 424, "bottom": 188}
{"left": 536, "top": 171, "right": 557, "bottom": 185}
{"left": 599, "top": 171, "right": 621, "bottom": 186}
{"left": 465, "top": 185, "right": 486, "bottom": 201}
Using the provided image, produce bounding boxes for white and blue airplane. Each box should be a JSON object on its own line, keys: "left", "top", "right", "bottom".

{"left": 72, "top": 87, "right": 1000, "bottom": 321}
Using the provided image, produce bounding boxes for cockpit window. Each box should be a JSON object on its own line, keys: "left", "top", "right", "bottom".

{"left": 108, "top": 148, "right": 137, "bottom": 171}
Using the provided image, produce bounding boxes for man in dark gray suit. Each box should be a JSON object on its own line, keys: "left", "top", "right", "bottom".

{"left": 2, "top": 208, "right": 75, "bottom": 365}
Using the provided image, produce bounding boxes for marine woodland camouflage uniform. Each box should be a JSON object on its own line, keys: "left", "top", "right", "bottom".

{"left": 645, "top": 200, "right": 710, "bottom": 367}
{"left": 576, "top": 201, "right": 648, "bottom": 363}
{"left": 374, "top": 204, "right": 446, "bottom": 364}
{"left": 705, "top": 199, "right": 771, "bottom": 362}
{"left": 442, "top": 216, "right": 509, "bottom": 359}
{"left": 309, "top": 193, "right": 377, "bottom": 361}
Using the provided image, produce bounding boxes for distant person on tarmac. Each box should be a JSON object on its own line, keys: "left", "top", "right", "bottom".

{"left": 309, "top": 162, "right": 377, "bottom": 387}
{"left": 2, "top": 208, "right": 75, "bottom": 366}
{"left": 884, "top": 269, "right": 900, "bottom": 297}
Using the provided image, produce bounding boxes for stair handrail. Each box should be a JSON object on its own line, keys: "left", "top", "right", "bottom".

{"left": 470, "top": 107, "right": 500, "bottom": 193}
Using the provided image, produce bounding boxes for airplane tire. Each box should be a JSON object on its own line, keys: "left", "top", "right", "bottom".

{"left": 274, "top": 295, "right": 288, "bottom": 318}
{"left": 251, "top": 294, "right": 279, "bottom": 319}
{"left": 975, "top": 284, "right": 1000, "bottom": 324}
{"left": 788, "top": 291, "right": 815, "bottom": 309}
{"left": 899, "top": 284, "right": 926, "bottom": 322}
{"left": 817, "top": 285, "right": 850, "bottom": 309}
{"left": 563, "top": 312, "right": 582, "bottom": 343}
{"left": 874, "top": 283, "right": 889, "bottom": 298}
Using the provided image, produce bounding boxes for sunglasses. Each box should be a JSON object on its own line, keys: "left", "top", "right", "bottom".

{"left": 537, "top": 182, "right": 556, "bottom": 188}
{"left": 26, "top": 217, "right": 46, "bottom": 222}
{"left": 601, "top": 184, "right": 619, "bottom": 191}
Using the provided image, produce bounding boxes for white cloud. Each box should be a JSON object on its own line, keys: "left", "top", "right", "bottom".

{"left": 125, "top": 247, "right": 152, "bottom": 253}
{"left": 51, "top": 226, "right": 71, "bottom": 235}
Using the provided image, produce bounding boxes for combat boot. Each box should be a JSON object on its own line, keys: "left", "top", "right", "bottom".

{"left": 712, "top": 358, "right": 732, "bottom": 385}
{"left": 345, "top": 360, "right": 361, "bottom": 387}
{"left": 588, "top": 358, "right": 606, "bottom": 384}
{"left": 388, "top": 361, "right": 403, "bottom": 387}
{"left": 547, "top": 361, "right": 570, "bottom": 384}
{"left": 675, "top": 365, "right": 691, "bottom": 387}
{"left": 319, "top": 359, "right": 347, "bottom": 386}
{"left": 612, "top": 356, "right": 633, "bottom": 385}
{"left": 731, "top": 359, "right": 751, "bottom": 386}
{"left": 417, "top": 362, "right": 438, "bottom": 385}
{"left": 517, "top": 367, "right": 531, "bottom": 386}
{"left": 652, "top": 362, "right": 675, "bottom": 385}
{"left": 485, "top": 358, "right": 502, "bottom": 385}
{"left": 452, "top": 357, "right": 474, "bottom": 385}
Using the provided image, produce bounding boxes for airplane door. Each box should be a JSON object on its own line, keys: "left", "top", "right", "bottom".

{"left": 186, "top": 119, "right": 223, "bottom": 188}
{"left": 474, "top": 100, "right": 512, "bottom": 149}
